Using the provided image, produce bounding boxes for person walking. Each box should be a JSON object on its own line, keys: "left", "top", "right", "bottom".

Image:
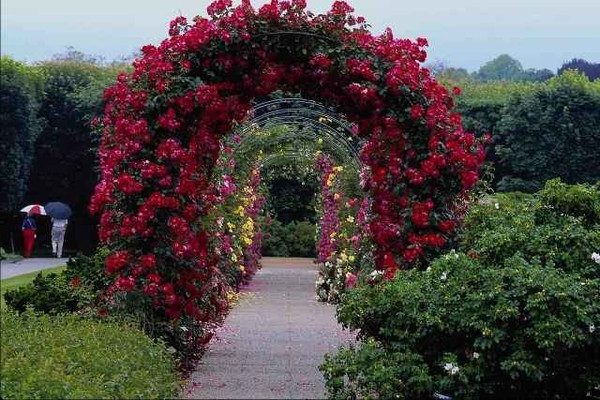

{"left": 21, "top": 212, "right": 37, "bottom": 258}
{"left": 51, "top": 218, "right": 68, "bottom": 258}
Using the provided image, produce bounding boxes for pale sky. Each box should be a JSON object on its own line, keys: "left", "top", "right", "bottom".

{"left": 2, "top": 0, "right": 599, "bottom": 71}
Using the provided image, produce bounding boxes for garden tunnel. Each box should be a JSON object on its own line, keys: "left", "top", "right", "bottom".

{"left": 92, "top": 0, "right": 484, "bottom": 325}
{"left": 211, "top": 95, "right": 364, "bottom": 294}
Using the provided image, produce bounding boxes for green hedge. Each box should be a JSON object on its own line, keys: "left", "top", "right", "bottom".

{"left": 262, "top": 219, "right": 316, "bottom": 257}
{"left": 322, "top": 180, "right": 600, "bottom": 399}
{"left": 448, "top": 72, "right": 600, "bottom": 192}
{"left": 1, "top": 311, "right": 178, "bottom": 399}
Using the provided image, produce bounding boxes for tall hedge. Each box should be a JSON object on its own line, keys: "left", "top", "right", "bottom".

{"left": 0, "top": 57, "right": 44, "bottom": 212}
{"left": 495, "top": 71, "right": 600, "bottom": 191}
{"left": 24, "top": 61, "right": 122, "bottom": 253}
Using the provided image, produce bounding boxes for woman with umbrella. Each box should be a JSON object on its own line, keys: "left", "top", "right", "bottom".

{"left": 20, "top": 204, "right": 45, "bottom": 258}
{"left": 45, "top": 202, "right": 72, "bottom": 258}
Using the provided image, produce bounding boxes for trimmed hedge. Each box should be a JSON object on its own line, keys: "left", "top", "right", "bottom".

{"left": 0, "top": 311, "right": 178, "bottom": 399}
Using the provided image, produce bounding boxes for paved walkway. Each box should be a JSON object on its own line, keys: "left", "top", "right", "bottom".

{"left": 0, "top": 258, "right": 68, "bottom": 280}
{"left": 183, "top": 257, "right": 355, "bottom": 399}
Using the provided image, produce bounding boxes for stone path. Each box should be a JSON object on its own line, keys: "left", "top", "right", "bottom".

{"left": 0, "top": 257, "right": 68, "bottom": 280}
{"left": 183, "top": 257, "right": 355, "bottom": 399}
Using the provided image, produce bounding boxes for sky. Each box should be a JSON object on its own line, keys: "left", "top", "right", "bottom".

{"left": 2, "top": 0, "right": 599, "bottom": 72}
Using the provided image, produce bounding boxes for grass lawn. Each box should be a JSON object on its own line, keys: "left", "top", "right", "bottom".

{"left": 0, "top": 265, "right": 66, "bottom": 309}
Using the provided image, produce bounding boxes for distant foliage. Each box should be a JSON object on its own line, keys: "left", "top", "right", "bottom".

{"left": 559, "top": 58, "right": 600, "bottom": 80}
{"left": 449, "top": 71, "right": 600, "bottom": 192}
{"left": 267, "top": 177, "right": 316, "bottom": 224}
{"left": 474, "top": 54, "right": 554, "bottom": 82}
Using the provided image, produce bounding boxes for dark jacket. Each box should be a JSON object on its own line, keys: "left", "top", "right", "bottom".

{"left": 22, "top": 217, "right": 37, "bottom": 230}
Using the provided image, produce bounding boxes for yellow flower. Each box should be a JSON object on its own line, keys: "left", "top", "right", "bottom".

{"left": 326, "top": 175, "right": 335, "bottom": 187}
{"left": 348, "top": 255, "right": 355, "bottom": 262}
{"left": 239, "top": 265, "right": 245, "bottom": 272}
{"left": 227, "top": 222, "right": 235, "bottom": 232}
{"left": 231, "top": 253, "right": 238, "bottom": 262}
{"left": 235, "top": 205, "right": 245, "bottom": 216}
{"left": 346, "top": 216, "right": 355, "bottom": 223}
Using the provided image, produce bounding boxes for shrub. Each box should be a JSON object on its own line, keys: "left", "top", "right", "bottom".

{"left": 0, "top": 310, "right": 178, "bottom": 399}
{"left": 325, "top": 253, "right": 600, "bottom": 399}
{"left": 3, "top": 250, "right": 109, "bottom": 314}
{"left": 262, "top": 219, "right": 316, "bottom": 257}
{"left": 463, "top": 180, "right": 600, "bottom": 277}
{"left": 286, "top": 220, "right": 317, "bottom": 258}
{"left": 3, "top": 272, "right": 87, "bottom": 314}
{"left": 536, "top": 178, "right": 600, "bottom": 226}
{"left": 323, "top": 181, "right": 600, "bottom": 399}
{"left": 63, "top": 247, "right": 111, "bottom": 293}
{"left": 262, "top": 218, "right": 290, "bottom": 256}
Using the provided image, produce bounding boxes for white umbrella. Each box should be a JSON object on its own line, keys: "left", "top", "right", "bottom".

{"left": 20, "top": 204, "right": 47, "bottom": 215}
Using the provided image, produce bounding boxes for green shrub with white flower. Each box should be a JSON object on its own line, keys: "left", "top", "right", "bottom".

{"left": 321, "top": 179, "right": 600, "bottom": 399}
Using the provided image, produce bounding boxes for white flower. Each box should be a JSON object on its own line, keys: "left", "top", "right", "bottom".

{"left": 369, "top": 270, "right": 383, "bottom": 279}
{"left": 440, "top": 271, "right": 448, "bottom": 281}
{"left": 443, "top": 362, "right": 459, "bottom": 376}
{"left": 180, "top": 326, "right": 189, "bottom": 332}
{"left": 472, "top": 352, "right": 480, "bottom": 359}
{"left": 590, "top": 324, "right": 596, "bottom": 333}
{"left": 591, "top": 252, "right": 600, "bottom": 265}
{"left": 444, "top": 249, "right": 460, "bottom": 261}
{"left": 494, "top": 203, "right": 500, "bottom": 209}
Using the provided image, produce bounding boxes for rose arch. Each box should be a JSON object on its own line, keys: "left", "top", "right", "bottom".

{"left": 91, "top": 0, "right": 484, "bottom": 323}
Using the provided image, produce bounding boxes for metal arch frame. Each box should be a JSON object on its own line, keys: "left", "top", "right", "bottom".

{"left": 253, "top": 31, "right": 338, "bottom": 44}
{"left": 232, "top": 97, "right": 363, "bottom": 170}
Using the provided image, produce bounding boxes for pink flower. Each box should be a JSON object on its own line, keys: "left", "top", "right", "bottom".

{"left": 345, "top": 272, "right": 358, "bottom": 288}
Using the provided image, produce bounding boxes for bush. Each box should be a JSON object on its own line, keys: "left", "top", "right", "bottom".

{"left": 463, "top": 179, "right": 600, "bottom": 277}
{"left": 323, "top": 181, "right": 600, "bottom": 399}
{"left": 262, "top": 218, "right": 290, "bottom": 256}
{"left": 325, "top": 254, "right": 599, "bottom": 399}
{"left": 0, "top": 310, "right": 178, "bottom": 399}
{"left": 262, "top": 219, "right": 316, "bottom": 257}
{"left": 3, "top": 272, "right": 87, "bottom": 314}
{"left": 63, "top": 247, "right": 111, "bottom": 293}
{"left": 286, "top": 220, "right": 317, "bottom": 258}
{"left": 3, "top": 250, "right": 109, "bottom": 314}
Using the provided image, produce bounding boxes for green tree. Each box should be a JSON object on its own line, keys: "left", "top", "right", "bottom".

{"left": 476, "top": 54, "right": 525, "bottom": 81}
